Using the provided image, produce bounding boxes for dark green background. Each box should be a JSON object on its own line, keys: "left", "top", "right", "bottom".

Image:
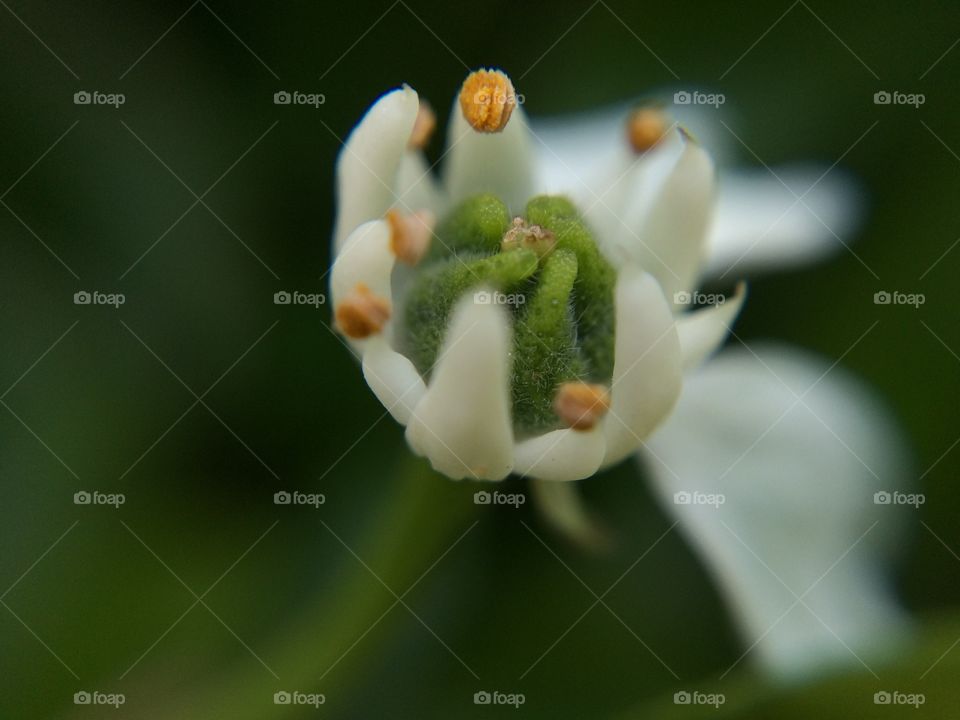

{"left": 1, "top": 1, "right": 958, "bottom": 717}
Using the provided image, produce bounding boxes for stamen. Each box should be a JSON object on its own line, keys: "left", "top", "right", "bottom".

{"left": 387, "top": 208, "right": 435, "bottom": 265}
{"left": 459, "top": 69, "right": 517, "bottom": 133}
{"left": 408, "top": 102, "right": 436, "bottom": 149}
{"left": 501, "top": 216, "right": 556, "bottom": 258}
{"left": 336, "top": 283, "right": 391, "bottom": 339}
{"left": 554, "top": 382, "right": 610, "bottom": 431}
{"left": 627, "top": 107, "right": 668, "bottom": 153}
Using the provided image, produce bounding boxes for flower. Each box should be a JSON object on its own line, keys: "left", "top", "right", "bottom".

{"left": 331, "top": 69, "right": 747, "bottom": 482}
{"left": 330, "top": 69, "right": 911, "bottom": 680}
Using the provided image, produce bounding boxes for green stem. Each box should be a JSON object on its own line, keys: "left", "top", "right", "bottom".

{"left": 136, "top": 454, "right": 473, "bottom": 719}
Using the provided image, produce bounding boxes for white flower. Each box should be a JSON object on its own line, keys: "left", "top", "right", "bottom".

{"left": 330, "top": 69, "right": 911, "bottom": 680}
{"left": 331, "top": 71, "right": 736, "bottom": 482}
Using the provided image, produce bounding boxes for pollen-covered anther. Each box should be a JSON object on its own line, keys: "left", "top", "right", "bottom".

{"left": 459, "top": 69, "right": 517, "bottom": 133}
{"left": 554, "top": 382, "right": 611, "bottom": 431}
{"left": 408, "top": 102, "right": 436, "bottom": 149}
{"left": 627, "top": 107, "right": 669, "bottom": 153}
{"left": 501, "top": 217, "right": 556, "bottom": 258}
{"left": 387, "top": 208, "right": 434, "bottom": 265}
{"left": 335, "top": 283, "right": 391, "bottom": 339}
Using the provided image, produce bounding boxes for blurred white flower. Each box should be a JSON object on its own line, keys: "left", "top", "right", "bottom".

{"left": 329, "top": 68, "right": 910, "bottom": 680}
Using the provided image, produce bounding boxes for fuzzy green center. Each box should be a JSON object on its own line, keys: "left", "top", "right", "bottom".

{"left": 402, "top": 193, "right": 616, "bottom": 436}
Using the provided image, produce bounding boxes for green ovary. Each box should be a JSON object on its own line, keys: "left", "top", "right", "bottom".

{"left": 402, "top": 193, "right": 617, "bottom": 436}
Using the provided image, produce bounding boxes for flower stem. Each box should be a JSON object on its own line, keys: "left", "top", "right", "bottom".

{"left": 133, "top": 454, "right": 472, "bottom": 719}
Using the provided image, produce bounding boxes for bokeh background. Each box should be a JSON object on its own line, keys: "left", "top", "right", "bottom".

{"left": 2, "top": 0, "right": 959, "bottom": 717}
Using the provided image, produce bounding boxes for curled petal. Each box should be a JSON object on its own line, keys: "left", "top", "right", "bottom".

{"left": 632, "top": 136, "right": 716, "bottom": 304}
{"left": 578, "top": 129, "right": 685, "bottom": 267}
{"left": 361, "top": 337, "right": 426, "bottom": 426}
{"left": 405, "top": 294, "right": 514, "bottom": 481}
{"left": 333, "top": 86, "right": 420, "bottom": 253}
{"left": 601, "top": 267, "right": 682, "bottom": 468}
{"left": 531, "top": 100, "right": 733, "bottom": 195}
{"left": 676, "top": 282, "right": 747, "bottom": 372}
{"left": 513, "top": 427, "right": 606, "bottom": 482}
{"left": 330, "top": 220, "right": 395, "bottom": 314}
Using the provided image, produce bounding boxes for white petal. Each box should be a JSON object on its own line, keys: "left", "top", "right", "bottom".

{"left": 330, "top": 220, "right": 394, "bottom": 308}
{"left": 531, "top": 96, "right": 730, "bottom": 202}
{"left": 329, "top": 220, "right": 396, "bottom": 353}
{"left": 577, "top": 130, "right": 685, "bottom": 267}
{"left": 643, "top": 343, "right": 911, "bottom": 680}
{"left": 629, "top": 137, "right": 716, "bottom": 303}
{"left": 333, "top": 86, "right": 419, "bottom": 254}
{"left": 601, "top": 268, "right": 682, "bottom": 468}
{"left": 529, "top": 95, "right": 733, "bottom": 213}
{"left": 531, "top": 95, "right": 735, "bottom": 174}
{"left": 703, "top": 167, "right": 863, "bottom": 278}
{"left": 560, "top": 126, "right": 712, "bottom": 305}
{"left": 361, "top": 337, "right": 425, "bottom": 426}
{"left": 513, "top": 427, "right": 606, "bottom": 482}
{"left": 394, "top": 151, "right": 446, "bottom": 217}
{"left": 405, "top": 294, "right": 514, "bottom": 481}
{"left": 676, "top": 282, "right": 747, "bottom": 372}
{"left": 443, "top": 103, "right": 535, "bottom": 214}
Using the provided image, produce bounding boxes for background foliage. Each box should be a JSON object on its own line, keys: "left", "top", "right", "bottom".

{"left": 1, "top": 1, "right": 959, "bottom": 717}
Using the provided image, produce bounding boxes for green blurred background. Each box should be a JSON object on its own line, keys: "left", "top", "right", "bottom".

{"left": 1, "top": 0, "right": 959, "bottom": 717}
